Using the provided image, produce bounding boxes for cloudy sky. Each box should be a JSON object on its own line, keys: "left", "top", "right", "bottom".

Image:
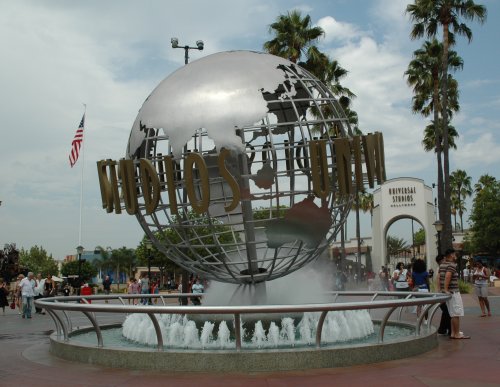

{"left": 0, "top": 0, "right": 498, "bottom": 259}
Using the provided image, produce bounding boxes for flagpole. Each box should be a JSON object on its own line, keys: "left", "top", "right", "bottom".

{"left": 78, "top": 104, "right": 87, "bottom": 246}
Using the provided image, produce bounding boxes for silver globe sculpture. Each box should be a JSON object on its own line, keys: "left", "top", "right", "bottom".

{"left": 126, "top": 51, "right": 353, "bottom": 284}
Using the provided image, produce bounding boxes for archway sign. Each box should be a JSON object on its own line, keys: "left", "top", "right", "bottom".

{"left": 372, "top": 177, "right": 437, "bottom": 271}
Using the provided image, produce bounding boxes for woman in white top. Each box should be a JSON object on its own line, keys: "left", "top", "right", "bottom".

{"left": 392, "top": 262, "right": 410, "bottom": 291}
{"left": 473, "top": 261, "right": 491, "bottom": 317}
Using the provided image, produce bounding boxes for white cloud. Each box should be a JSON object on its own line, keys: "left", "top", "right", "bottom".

{"left": 317, "top": 16, "right": 364, "bottom": 43}
{"left": 453, "top": 132, "right": 500, "bottom": 167}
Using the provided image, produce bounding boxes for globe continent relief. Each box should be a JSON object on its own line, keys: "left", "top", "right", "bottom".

{"left": 126, "top": 50, "right": 353, "bottom": 284}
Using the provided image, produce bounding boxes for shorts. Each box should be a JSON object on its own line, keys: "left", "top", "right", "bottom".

{"left": 446, "top": 292, "right": 464, "bottom": 317}
{"left": 474, "top": 283, "right": 488, "bottom": 298}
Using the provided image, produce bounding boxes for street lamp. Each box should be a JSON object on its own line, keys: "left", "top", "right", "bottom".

{"left": 170, "top": 37, "right": 204, "bottom": 304}
{"left": 76, "top": 245, "right": 84, "bottom": 292}
{"left": 171, "top": 37, "right": 204, "bottom": 64}
{"left": 433, "top": 220, "right": 444, "bottom": 255}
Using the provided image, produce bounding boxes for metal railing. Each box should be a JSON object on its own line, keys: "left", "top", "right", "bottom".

{"left": 36, "top": 291, "right": 450, "bottom": 351}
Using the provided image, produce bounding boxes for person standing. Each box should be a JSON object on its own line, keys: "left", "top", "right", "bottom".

{"left": 412, "top": 259, "right": 430, "bottom": 318}
{"left": 379, "top": 266, "right": 389, "bottom": 291}
{"left": 44, "top": 275, "right": 56, "bottom": 298}
{"left": 392, "top": 262, "right": 410, "bottom": 291}
{"left": 140, "top": 274, "right": 149, "bottom": 305}
{"left": 0, "top": 279, "right": 10, "bottom": 315}
{"left": 14, "top": 274, "right": 24, "bottom": 315}
{"left": 437, "top": 249, "right": 470, "bottom": 340}
{"left": 473, "top": 261, "right": 491, "bottom": 317}
{"left": 34, "top": 273, "right": 45, "bottom": 314}
{"left": 435, "top": 254, "right": 451, "bottom": 335}
{"left": 191, "top": 278, "right": 204, "bottom": 305}
{"left": 102, "top": 275, "right": 112, "bottom": 303}
{"left": 462, "top": 266, "right": 470, "bottom": 283}
{"left": 19, "top": 272, "right": 36, "bottom": 319}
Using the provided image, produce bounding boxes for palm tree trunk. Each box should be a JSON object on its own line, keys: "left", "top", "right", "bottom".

{"left": 355, "top": 190, "right": 361, "bottom": 283}
{"left": 433, "top": 69, "right": 445, "bottom": 226}
{"left": 458, "top": 190, "right": 463, "bottom": 231}
{"left": 441, "top": 22, "right": 453, "bottom": 251}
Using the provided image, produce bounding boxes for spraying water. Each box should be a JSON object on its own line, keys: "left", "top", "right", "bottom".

{"left": 122, "top": 257, "right": 374, "bottom": 349}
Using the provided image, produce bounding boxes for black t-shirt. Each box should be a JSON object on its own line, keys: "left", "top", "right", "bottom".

{"left": 103, "top": 279, "right": 111, "bottom": 290}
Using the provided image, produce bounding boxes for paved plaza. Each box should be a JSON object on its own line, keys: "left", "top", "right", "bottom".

{"left": 1, "top": 290, "right": 499, "bottom": 387}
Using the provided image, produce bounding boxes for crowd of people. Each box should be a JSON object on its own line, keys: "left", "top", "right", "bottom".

{"left": 1, "top": 254, "right": 495, "bottom": 335}
{"left": 0, "top": 272, "right": 62, "bottom": 318}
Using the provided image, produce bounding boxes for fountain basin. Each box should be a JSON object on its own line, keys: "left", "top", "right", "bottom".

{"left": 39, "top": 292, "right": 448, "bottom": 372}
{"left": 49, "top": 321, "right": 436, "bottom": 372}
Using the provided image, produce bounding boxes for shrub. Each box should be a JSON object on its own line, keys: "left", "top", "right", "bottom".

{"left": 458, "top": 279, "right": 472, "bottom": 294}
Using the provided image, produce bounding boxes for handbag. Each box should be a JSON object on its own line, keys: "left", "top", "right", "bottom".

{"left": 10, "top": 301, "right": 15, "bottom": 309}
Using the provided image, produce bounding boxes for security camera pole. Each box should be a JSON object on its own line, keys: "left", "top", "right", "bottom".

{"left": 170, "top": 37, "right": 204, "bottom": 305}
{"left": 170, "top": 37, "right": 204, "bottom": 65}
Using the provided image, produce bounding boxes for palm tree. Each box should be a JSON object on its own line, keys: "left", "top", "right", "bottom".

{"left": 474, "top": 174, "right": 496, "bottom": 194}
{"left": 421, "top": 120, "right": 459, "bottom": 152}
{"left": 263, "top": 10, "right": 324, "bottom": 64}
{"left": 407, "top": 0, "right": 487, "bottom": 250}
{"left": 386, "top": 236, "right": 410, "bottom": 264}
{"left": 302, "top": 47, "right": 356, "bottom": 110}
{"left": 405, "top": 39, "right": 462, "bottom": 224}
{"left": 450, "top": 169, "right": 472, "bottom": 231}
{"left": 358, "top": 191, "right": 374, "bottom": 225}
{"left": 264, "top": 12, "right": 358, "bottom": 136}
{"left": 450, "top": 193, "right": 459, "bottom": 231}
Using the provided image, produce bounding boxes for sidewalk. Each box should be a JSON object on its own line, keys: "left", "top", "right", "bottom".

{"left": 0, "top": 293, "right": 499, "bottom": 387}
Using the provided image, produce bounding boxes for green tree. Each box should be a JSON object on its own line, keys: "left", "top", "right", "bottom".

{"left": 302, "top": 47, "right": 357, "bottom": 112}
{"left": 468, "top": 180, "right": 500, "bottom": 254}
{"left": 414, "top": 228, "right": 426, "bottom": 246}
{"left": 91, "top": 246, "right": 112, "bottom": 278}
{"left": 386, "top": 236, "right": 410, "bottom": 264}
{"left": 421, "top": 120, "right": 459, "bottom": 152}
{"left": 263, "top": 10, "right": 324, "bottom": 64}
{"left": 263, "top": 10, "right": 358, "bottom": 135}
{"left": 407, "top": 0, "right": 487, "bottom": 251}
{"left": 358, "top": 191, "right": 374, "bottom": 225}
{"left": 135, "top": 211, "right": 237, "bottom": 286}
{"left": 61, "top": 260, "right": 97, "bottom": 282}
{"left": 110, "top": 247, "right": 137, "bottom": 282}
{"left": 355, "top": 189, "right": 374, "bottom": 273}
{"left": 450, "top": 169, "right": 472, "bottom": 231}
{"left": 405, "top": 38, "right": 462, "bottom": 226}
{"left": 474, "top": 174, "right": 496, "bottom": 194}
{"left": 19, "top": 246, "right": 58, "bottom": 276}
{"left": 136, "top": 236, "right": 180, "bottom": 287}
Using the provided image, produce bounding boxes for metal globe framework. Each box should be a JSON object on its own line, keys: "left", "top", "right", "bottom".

{"left": 125, "top": 51, "right": 355, "bottom": 284}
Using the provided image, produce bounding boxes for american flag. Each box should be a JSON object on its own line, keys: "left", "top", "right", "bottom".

{"left": 69, "top": 114, "right": 85, "bottom": 167}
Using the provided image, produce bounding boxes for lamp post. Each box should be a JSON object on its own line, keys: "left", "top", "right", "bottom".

{"left": 170, "top": 38, "right": 203, "bottom": 305}
{"left": 76, "top": 245, "right": 84, "bottom": 293}
{"left": 171, "top": 37, "right": 204, "bottom": 64}
{"left": 433, "top": 220, "right": 444, "bottom": 255}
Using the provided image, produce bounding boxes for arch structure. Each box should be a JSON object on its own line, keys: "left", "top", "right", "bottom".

{"left": 372, "top": 177, "right": 436, "bottom": 271}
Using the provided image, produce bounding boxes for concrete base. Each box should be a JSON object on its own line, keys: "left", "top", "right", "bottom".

{"left": 50, "top": 324, "right": 437, "bottom": 372}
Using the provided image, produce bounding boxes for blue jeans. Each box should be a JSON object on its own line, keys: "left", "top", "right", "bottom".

{"left": 141, "top": 288, "right": 149, "bottom": 305}
{"left": 22, "top": 296, "right": 33, "bottom": 318}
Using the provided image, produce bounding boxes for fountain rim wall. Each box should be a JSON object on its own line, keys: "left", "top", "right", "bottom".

{"left": 50, "top": 321, "right": 437, "bottom": 372}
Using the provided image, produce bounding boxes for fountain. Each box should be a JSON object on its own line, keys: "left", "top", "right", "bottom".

{"left": 41, "top": 51, "right": 444, "bottom": 372}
